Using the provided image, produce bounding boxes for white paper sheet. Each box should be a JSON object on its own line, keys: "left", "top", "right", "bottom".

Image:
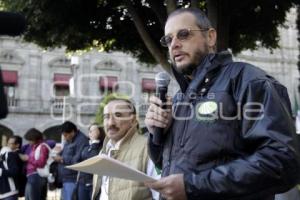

{"left": 66, "top": 154, "right": 156, "bottom": 182}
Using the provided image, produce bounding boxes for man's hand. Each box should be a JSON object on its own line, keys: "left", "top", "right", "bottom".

{"left": 144, "top": 96, "right": 172, "bottom": 135}
{"left": 145, "top": 174, "right": 187, "bottom": 200}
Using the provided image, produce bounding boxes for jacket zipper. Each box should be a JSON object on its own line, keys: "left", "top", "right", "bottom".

{"left": 180, "top": 108, "right": 191, "bottom": 147}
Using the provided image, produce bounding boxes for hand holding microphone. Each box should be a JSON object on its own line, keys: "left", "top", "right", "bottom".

{"left": 145, "top": 72, "right": 172, "bottom": 145}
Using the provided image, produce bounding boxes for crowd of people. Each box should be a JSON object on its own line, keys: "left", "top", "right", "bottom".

{"left": 1, "top": 7, "right": 300, "bottom": 200}
{"left": 0, "top": 97, "right": 160, "bottom": 200}
{"left": 0, "top": 121, "right": 106, "bottom": 200}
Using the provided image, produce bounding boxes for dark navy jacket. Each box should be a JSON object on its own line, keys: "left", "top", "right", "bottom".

{"left": 0, "top": 151, "right": 23, "bottom": 198}
{"left": 148, "top": 51, "right": 300, "bottom": 200}
{"left": 59, "top": 130, "right": 89, "bottom": 182}
{"left": 78, "top": 141, "right": 103, "bottom": 185}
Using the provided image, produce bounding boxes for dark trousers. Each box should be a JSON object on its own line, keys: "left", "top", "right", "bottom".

{"left": 78, "top": 183, "right": 92, "bottom": 200}
{"left": 41, "top": 177, "right": 47, "bottom": 200}
{"left": 3, "top": 194, "right": 18, "bottom": 200}
{"left": 25, "top": 173, "right": 47, "bottom": 200}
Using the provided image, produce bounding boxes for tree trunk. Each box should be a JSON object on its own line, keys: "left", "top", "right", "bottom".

{"left": 206, "top": 0, "right": 230, "bottom": 52}
{"left": 125, "top": 1, "right": 172, "bottom": 75}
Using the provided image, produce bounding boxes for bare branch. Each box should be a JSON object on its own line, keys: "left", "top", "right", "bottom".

{"left": 207, "top": 0, "right": 229, "bottom": 51}
{"left": 125, "top": 1, "right": 172, "bottom": 74}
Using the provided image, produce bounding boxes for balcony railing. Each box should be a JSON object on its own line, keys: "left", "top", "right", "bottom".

{"left": 51, "top": 98, "right": 65, "bottom": 110}
{"left": 7, "top": 97, "right": 18, "bottom": 107}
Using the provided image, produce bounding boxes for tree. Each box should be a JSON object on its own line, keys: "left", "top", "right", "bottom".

{"left": 1, "top": 0, "right": 299, "bottom": 73}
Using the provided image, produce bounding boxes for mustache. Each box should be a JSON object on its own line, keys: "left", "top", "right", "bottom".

{"left": 172, "top": 50, "right": 187, "bottom": 55}
{"left": 172, "top": 51, "right": 187, "bottom": 59}
{"left": 107, "top": 126, "right": 119, "bottom": 131}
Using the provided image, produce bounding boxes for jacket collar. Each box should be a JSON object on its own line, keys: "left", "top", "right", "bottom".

{"left": 103, "top": 121, "right": 138, "bottom": 153}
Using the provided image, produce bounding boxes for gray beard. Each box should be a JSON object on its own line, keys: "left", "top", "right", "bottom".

{"left": 175, "top": 50, "right": 208, "bottom": 76}
{"left": 174, "top": 44, "right": 209, "bottom": 76}
{"left": 179, "top": 63, "right": 198, "bottom": 76}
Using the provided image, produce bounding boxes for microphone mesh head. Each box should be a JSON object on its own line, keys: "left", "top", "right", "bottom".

{"left": 155, "top": 72, "right": 170, "bottom": 87}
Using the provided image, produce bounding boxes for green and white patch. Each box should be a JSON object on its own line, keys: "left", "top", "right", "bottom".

{"left": 198, "top": 101, "right": 218, "bottom": 115}
{"left": 196, "top": 101, "right": 218, "bottom": 122}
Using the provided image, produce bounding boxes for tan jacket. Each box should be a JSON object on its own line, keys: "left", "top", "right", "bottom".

{"left": 92, "top": 123, "right": 152, "bottom": 200}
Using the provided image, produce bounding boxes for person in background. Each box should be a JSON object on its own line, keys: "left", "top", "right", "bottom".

{"left": 53, "top": 121, "right": 89, "bottom": 200}
{"left": 19, "top": 128, "right": 49, "bottom": 200}
{"left": 77, "top": 123, "right": 105, "bottom": 200}
{"left": 22, "top": 139, "right": 56, "bottom": 155}
{"left": 144, "top": 7, "right": 300, "bottom": 200}
{"left": 0, "top": 135, "right": 23, "bottom": 200}
{"left": 10, "top": 135, "right": 26, "bottom": 198}
{"left": 21, "top": 139, "right": 56, "bottom": 200}
{"left": 91, "top": 95, "right": 159, "bottom": 200}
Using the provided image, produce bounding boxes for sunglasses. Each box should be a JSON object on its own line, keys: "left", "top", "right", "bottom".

{"left": 160, "top": 28, "right": 209, "bottom": 47}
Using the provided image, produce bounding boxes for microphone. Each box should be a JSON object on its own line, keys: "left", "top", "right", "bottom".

{"left": 0, "top": 11, "right": 26, "bottom": 36}
{"left": 153, "top": 72, "right": 171, "bottom": 145}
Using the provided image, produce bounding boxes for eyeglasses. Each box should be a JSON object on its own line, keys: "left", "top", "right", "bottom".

{"left": 160, "top": 28, "right": 209, "bottom": 47}
{"left": 103, "top": 112, "right": 134, "bottom": 121}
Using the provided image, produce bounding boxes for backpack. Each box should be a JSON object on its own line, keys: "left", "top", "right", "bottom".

{"left": 34, "top": 143, "right": 53, "bottom": 178}
{"left": 48, "top": 161, "right": 62, "bottom": 190}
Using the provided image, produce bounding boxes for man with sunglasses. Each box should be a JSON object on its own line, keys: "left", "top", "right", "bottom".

{"left": 144, "top": 8, "right": 300, "bottom": 200}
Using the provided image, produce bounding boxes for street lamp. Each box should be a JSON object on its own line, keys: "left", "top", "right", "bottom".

{"left": 61, "top": 56, "right": 79, "bottom": 146}
{"left": 62, "top": 56, "right": 79, "bottom": 122}
{"left": 70, "top": 56, "right": 79, "bottom": 121}
{"left": 70, "top": 56, "right": 79, "bottom": 97}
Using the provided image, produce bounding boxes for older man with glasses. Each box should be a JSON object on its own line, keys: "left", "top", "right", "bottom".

{"left": 144, "top": 7, "right": 300, "bottom": 200}
{"left": 91, "top": 94, "right": 159, "bottom": 200}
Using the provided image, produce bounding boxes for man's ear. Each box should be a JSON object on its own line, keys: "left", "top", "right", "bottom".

{"left": 207, "top": 28, "right": 217, "bottom": 49}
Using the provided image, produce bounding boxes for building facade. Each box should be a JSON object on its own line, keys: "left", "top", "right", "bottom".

{"left": 0, "top": 37, "right": 180, "bottom": 145}
{"left": 236, "top": 8, "right": 299, "bottom": 103}
{"left": 0, "top": 8, "right": 298, "bottom": 145}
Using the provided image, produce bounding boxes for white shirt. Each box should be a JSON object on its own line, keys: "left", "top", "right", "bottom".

{"left": 99, "top": 139, "right": 160, "bottom": 200}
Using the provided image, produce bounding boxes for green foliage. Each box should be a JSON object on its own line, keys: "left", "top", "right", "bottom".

{"left": 1, "top": 0, "right": 299, "bottom": 63}
{"left": 94, "top": 93, "right": 131, "bottom": 126}
{"left": 229, "top": 0, "right": 298, "bottom": 53}
{"left": 1, "top": 0, "right": 164, "bottom": 64}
